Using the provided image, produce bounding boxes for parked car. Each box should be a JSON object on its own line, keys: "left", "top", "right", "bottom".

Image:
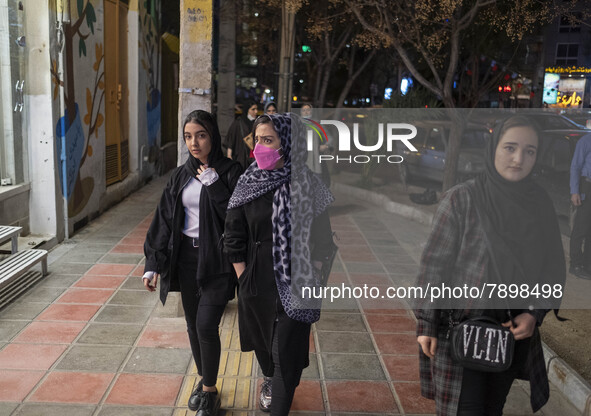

{"left": 397, "top": 120, "right": 491, "bottom": 184}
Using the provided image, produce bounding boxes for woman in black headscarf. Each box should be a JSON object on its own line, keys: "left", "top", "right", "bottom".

{"left": 143, "top": 110, "right": 243, "bottom": 416}
{"left": 414, "top": 115, "right": 566, "bottom": 415}
{"left": 224, "top": 113, "right": 334, "bottom": 415}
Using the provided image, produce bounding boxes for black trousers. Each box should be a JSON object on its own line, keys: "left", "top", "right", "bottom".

{"left": 457, "top": 338, "right": 529, "bottom": 416}
{"left": 570, "top": 179, "right": 591, "bottom": 268}
{"left": 177, "top": 238, "right": 225, "bottom": 387}
{"left": 255, "top": 313, "right": 305, "bottom": 416}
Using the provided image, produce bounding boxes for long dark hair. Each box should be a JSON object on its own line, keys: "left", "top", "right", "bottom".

{"left": 182, "top": 110, "right": 224, "bottom": 164}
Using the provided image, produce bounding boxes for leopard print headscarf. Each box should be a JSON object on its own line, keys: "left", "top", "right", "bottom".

{"left": 228, "top": 113, "right": 334, "bottom": 323}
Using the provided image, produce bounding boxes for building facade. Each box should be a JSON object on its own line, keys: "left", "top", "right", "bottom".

{"left": 0, "top": 0, "right": 162, "bottom": 245}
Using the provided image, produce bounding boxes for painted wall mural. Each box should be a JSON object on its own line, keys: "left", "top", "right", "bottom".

{"left": 140, "top": 0, "right": 161, "bottom": 148}
{"left": 51, "top": 0, "right": 104, "bottom": 217}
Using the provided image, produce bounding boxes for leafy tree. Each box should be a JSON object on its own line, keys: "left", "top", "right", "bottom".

{"left": 342, "top": 0, "right": 559, "bottom": 190}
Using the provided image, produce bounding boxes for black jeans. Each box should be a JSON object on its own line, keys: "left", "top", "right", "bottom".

{"left": 255, "top": 315, "right": 304, "bottom": 416}
{"left": 177, "top": 238, "right": 225, "bottom": 387}
{"left": 457, "top": 338, "right": 529, "bottom": 416}
{"left": 570, "top": 179, "right": 591, "bottom": 268}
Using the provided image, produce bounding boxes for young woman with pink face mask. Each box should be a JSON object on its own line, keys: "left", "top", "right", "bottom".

{"left": 224, "top": 113, "right": 334, "bottom": 415}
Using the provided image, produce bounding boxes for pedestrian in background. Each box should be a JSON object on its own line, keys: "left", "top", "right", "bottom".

{"left": 264, "top": 102, "right": 278, "bottom": 114}
{"left": 143, "top": 110, "right": 243, "bottom": 416}
{"left": 569, "top": 132, "right": 591, "bottom": 279}
{"left": 415, "top": 116, "right": 565, "bottom": 415}
{"left": 225, "top": 100, "right": 259, "bottom": 170}
{"left": 224, "top": 113, "right": 334, "bottom": 415}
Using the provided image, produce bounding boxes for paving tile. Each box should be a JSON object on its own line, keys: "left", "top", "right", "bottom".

{"left": 56, "top": 251, "right": 104, "bottom": 264}
{"left": 320, "top": 295, "right": 359, "bottom": 312}
{"left": 0, "top": 403, "right": 19, "bottom": 415}
{"left": 29, "top": 372, "right": 114, "bottom": 403}
{"left": 14, "top": 404, "right": 96, "bottom": 416}
{"left": 93, "top": 305, "right": 152, "bottom": 324}
{"left": 344, "top": 262, "right": 387, "bottom": 274}
{"left": 374, "top": 333, "right": 418, "bottom": 355}
{"left": 383, "top": 355, "right": 420, "bottom": 382}
{"left": 359, "top": 297, "right": 411, "bottom": 314}
{"left": 213, "top": 376, "right": 252, "bottom": 410}
{"left": 17, "top": 287, "right": 65, "bottom": 303}
{"left": 339, "top": 250, "right": 377, "bottom": 262}
{"left": 75, "top": 242, "right": 116, "bottom": 253}
{"left": 121, "top": 276, "right": 147, "bottom": 290}
{"left": 110, "top": 244, "right": 144, "bottom": 254}
{"left": 34, "top": 273, "right": 83, "bottom": 288}
{"left": 56, "top": 288, "right": 115, "bottom": 304}
{"left": 0, "top": 370, "right": 44, "bottom": 401}
{"left": 108, "top": 289, "right": 158, "bottom": 307}
{"left": 326, "top": 381, "right": 397, "bottom": 412}
{"left": 315, "top": 313, "right": 367, "bottom": 332}
{"left": 106, "top": 374, "right": 183, "bottom": 406}
{"left": 393, "top": 382, "right": 436, "bottom": 414}
{"left": 73, "top": 275, "right": 125, "bottom": 289}
{"left": 99, "top": 254, "right": 144, "bottom": 265}
{"left": 291, "top": 380, "right": 325, "bottom": 412}
{"left": 56, "top": 345, "right": 130, "bottom": 372}
{"left": 77, "top": 323, "right": 143, "bottom": 345}
{"left": 119, "top": 236, "right": 146, "bottom": 245}
{"left": 36, "top": 304, "right": 101, "bottom": 322}
{"left": 130, "top": 265, "right": 145, "bottom": 277}
{"left": 317, "top": 332, "right": 376, "bottom": 354}
{"left": 138, "top": 325, "right": 191, "bottom": 348}
{"left": 321, "top": 353, "right": 385, "bottom": 380}
{"left": 13, "top": 321, "right": 86, "bottom": 344}
{"left": 0, "top": 302, "right": 48, "bottom": 320}
{"left": 349, "top": 273, "right": 393, "bottom": 286}
{"left": 97, "top": 407, "right": 172, "bottom": 416}
{"left": 51, "top": 263, "right": 93, "bottom": 275}
{"left": 85, "top": 264, "right": 135, "bottom": 276}
{"left": 326, "top": 271, "right": 348, "bottom": 284}
{"left": 301, "top": 353, "right": 320, "bottom": 379}
{"left": 0, "top": 319, "right": 29, "bottom": 341}
{"left": 0, "top": 344, "right": 67, "bottom": 370}
{"left": 124, "top": 347, "right": 191, "bottom": 374}
{"left": 365, "top": 314, "right": 416, "bottom": 333}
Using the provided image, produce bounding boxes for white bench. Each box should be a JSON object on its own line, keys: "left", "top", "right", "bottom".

{"left": 0, "top": 226, "right": 22, "bottom": 254}
{"left": 0, "top": 249, "right": 48, "bottom": 291}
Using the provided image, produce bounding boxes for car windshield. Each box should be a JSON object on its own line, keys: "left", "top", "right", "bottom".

{"left": 529, "top": 115, "right": 580, "bottom": 130}
{"left": 460, "top": 130, "right": 489, "bottom": 149}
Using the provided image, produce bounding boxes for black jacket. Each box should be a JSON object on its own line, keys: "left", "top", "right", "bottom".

{"left": 144, "top": 157, "right": 243, "bottom": 305}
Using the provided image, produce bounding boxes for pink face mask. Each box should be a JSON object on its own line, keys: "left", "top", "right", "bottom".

{"left": 253, "top": 143, "right": 282, "bottom": 170}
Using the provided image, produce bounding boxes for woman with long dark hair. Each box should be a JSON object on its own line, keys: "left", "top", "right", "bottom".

{"left": 143, "top": 110, "right": 243, "bottom": 416}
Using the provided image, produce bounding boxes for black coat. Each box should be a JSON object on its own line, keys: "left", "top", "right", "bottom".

{"left": 144, "top": 157, "right": 243, "bottom": 305}
{"left": 224, "top": 115, "right": 254, "bottom": 170}
{"left": 224, "top": 191, "right": 332, "bottom": 388}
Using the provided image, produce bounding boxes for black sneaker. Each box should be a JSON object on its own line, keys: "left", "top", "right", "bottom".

{"left": 570, "top": 265, "right": 591, "bottom": 280}
{"left": 259, "top": 376, "right": 272, "bottom": 412}
{"left": 188, "top": 379, "right": 203, "bottom": 411}
{"left": 196, "top": 391, "right": 221, "bottom": 416}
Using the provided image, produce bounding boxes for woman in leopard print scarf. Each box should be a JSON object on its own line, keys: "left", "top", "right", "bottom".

{"left": 225, "top": 112, "right": 334, "bottom": 415}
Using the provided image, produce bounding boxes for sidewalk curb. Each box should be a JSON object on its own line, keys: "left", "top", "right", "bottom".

{"left": 332, "top": 180, "right": 591, "bottom": 416}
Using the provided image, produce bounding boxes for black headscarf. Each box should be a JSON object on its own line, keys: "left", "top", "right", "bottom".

{"left": 182, "top": 110, "right": 225, "bottom": 177}
{"left": 470, "top": 116, "right": 565, "bottom": 310}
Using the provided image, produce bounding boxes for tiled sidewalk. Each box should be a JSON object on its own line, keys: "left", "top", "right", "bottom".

{"left": 0, "top": 175, "right": 579, "bottom": 415}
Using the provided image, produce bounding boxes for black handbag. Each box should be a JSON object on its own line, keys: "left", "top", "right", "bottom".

{"left": 450, "top": 316, "right": 515, "bottom": 372}
{"left": 319, "top": 237, "right": 338, "bottom": 286}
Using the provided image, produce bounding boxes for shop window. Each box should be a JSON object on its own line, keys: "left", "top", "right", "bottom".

{"left": 0, "top": 0, "right": 27, "bottom": 187}
{"left": 556, "top": 43, "right": 578, "bottom": 67}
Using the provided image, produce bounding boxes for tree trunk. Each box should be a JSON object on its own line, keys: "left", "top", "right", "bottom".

{"left": 442, "top": 108, "right": 465, "bottom": 191}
